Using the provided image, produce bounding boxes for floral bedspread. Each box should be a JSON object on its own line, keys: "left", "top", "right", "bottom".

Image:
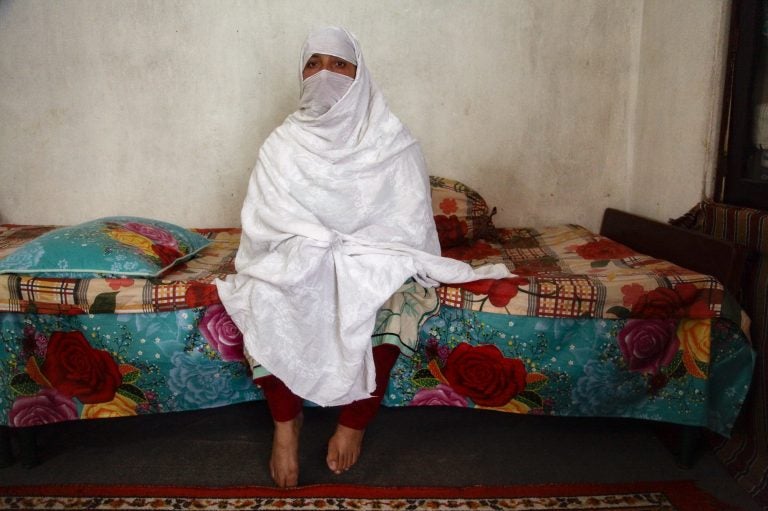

{"left": 440, "top": 225, "right": 744, "bottom": 324}
{"left": 0, "top": 224, "right": 755, "bottom": 436}
{"left": 0, "top": 224, "right": 747, "bottom": 329}
{"left": 0, "top": 225, "right": 237, "bottom": 314}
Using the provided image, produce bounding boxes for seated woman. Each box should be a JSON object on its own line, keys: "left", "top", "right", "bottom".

{"left": 216, "top": 26, "right": 508, "bottom": 488}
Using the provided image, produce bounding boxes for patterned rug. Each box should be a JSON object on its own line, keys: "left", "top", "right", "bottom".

{"left": 0, "top": 481, "right": 733, "bottom": 510}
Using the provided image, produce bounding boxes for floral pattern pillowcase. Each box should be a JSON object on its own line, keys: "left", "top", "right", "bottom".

{"left": 0, "top": 216, "right": 211, "bottom": 278}
{"left": 429, "top": 176, "right": 499, "bottom": 248}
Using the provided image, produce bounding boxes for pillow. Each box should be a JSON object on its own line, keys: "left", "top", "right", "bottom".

{"left": 429, "top": 176, "right": 498, "bottom": 248}
{"left": 0, "top": 216, "right": 212, "bottom": 278}
{"left": 698, "top": 200, "right": 768, "bottom": 256}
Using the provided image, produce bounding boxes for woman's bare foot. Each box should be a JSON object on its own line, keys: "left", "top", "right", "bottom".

{"left": 326, "top": 424, "right": 365, "bottom": 475}
{"left": 269, "top": 413, "right": 303, "bottom": 487}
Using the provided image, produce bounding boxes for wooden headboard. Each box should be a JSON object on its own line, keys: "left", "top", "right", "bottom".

{"left": 599, "top": 208, "right": 746, "bottom": 295}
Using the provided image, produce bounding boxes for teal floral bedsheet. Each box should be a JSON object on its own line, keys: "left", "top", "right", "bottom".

{"left": 386, "top": 307, "right": 753, "bottom": 437}
{"left": 0, "top": 303, "right": 753, "bottom": 436}
{"left": 0, "top": 224, "right": 755, "bottom": 437}
{"left": 0, "top": 308, "right": 260, "bottom": 425}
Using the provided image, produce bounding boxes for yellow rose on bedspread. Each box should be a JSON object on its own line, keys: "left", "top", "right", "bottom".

{"left": 80, "top": 393, "right": 138, "bottom": 419}
{"left": 677, "top": 318, "right": 710, "bottom": 379}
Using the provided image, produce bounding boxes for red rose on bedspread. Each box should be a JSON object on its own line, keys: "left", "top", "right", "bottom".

{"left": 629, "top": 283, "right": 714, "bottom": 319}
{"left": 459, "top": 277, "right": 529, "bottom": 307}
{"left": 152, "top": 243, "right": 184, "bottom": 267}
{"left": 574, "top": 238, "right": 635, "bottom": 260}
{"left": 185, "top": 281, "right": 220, "bottom": 307}
{"left": 199, "top": 304, "right": 245, "bottom": 362}
{"left": 617, "top": 319, "right": 679, "bottom": 374}
{"left": 435, "top": 214, "right": 468, "bottom": 248}
{"left": 443, "top": 342, "right": 527, "bottom": 407}
{"left": 40, "top": 331, "right": 122, "bottom": 404}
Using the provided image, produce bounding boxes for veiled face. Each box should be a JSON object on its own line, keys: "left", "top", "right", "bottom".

{"left": 303, "top": 53, "right": 357, "bottom": 80}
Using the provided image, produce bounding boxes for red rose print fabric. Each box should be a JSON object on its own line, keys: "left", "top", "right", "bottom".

{"left": 41, "top": 331, "right": 123, "bottom": 404}
{"left": 442, "top": 343, "right": 527, "bottom": 407}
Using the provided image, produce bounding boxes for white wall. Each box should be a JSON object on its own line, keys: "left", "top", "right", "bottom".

{"left": 0, "top": 0, "right": 727, "bottom": 232}
{"left": 630, "top": 0, "right": 729, "bottom": 221}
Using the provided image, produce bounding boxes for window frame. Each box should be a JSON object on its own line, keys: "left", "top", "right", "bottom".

{"left": 716, "top": 0, "right": 768, "bottom": 210}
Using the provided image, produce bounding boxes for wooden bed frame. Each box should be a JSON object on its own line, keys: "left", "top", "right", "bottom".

{"left": 600, "top": 208, "right": 746, "bottom": 296}
{"left": 600, "top": 208, "right": 747, "bottom": 467}
{"left": 0, "top": 208, "right": 747, "bottom": 469}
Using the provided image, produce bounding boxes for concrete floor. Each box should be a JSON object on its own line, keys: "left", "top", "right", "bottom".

{"left": 0, "top": 402, "right": 762, "bottom": 510}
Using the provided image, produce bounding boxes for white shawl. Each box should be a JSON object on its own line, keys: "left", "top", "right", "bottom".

{"left": 216, "top": 27, "right": 509, "bottom": 406}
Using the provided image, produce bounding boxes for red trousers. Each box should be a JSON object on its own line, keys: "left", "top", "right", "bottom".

{"left": 254, "top": 344, "right": 400, "bottom": 430}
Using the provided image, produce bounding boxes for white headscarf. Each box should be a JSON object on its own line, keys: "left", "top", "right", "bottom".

{"left": 300, "top": 26, "right": 357, "bottom": 70}
{"left": 298, "top": 27, "right": 357, "bottom": 116}
{"left": 216, "top": 27, "right": 509, "bottom": 406}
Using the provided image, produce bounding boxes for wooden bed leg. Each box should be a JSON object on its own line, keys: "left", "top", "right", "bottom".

{"left": 0, "top": 426, "right": 13, "bottom": 468}
{"left": 676, "top": 425, "right": 702, "bottom": 469}
{"left": 17, "top": 427, "right": 39, "bottom": 468}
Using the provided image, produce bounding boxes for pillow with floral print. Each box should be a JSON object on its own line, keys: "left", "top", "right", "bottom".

{"left": 430, "top": 176, "right": 499, "bottom": 248}
{"left": 0, "top": 216, "right": 211, "bottom": 278}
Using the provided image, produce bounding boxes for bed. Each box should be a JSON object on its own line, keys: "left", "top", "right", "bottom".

{"left": 0, "top": 177, "right": 755, "bottom": 468}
